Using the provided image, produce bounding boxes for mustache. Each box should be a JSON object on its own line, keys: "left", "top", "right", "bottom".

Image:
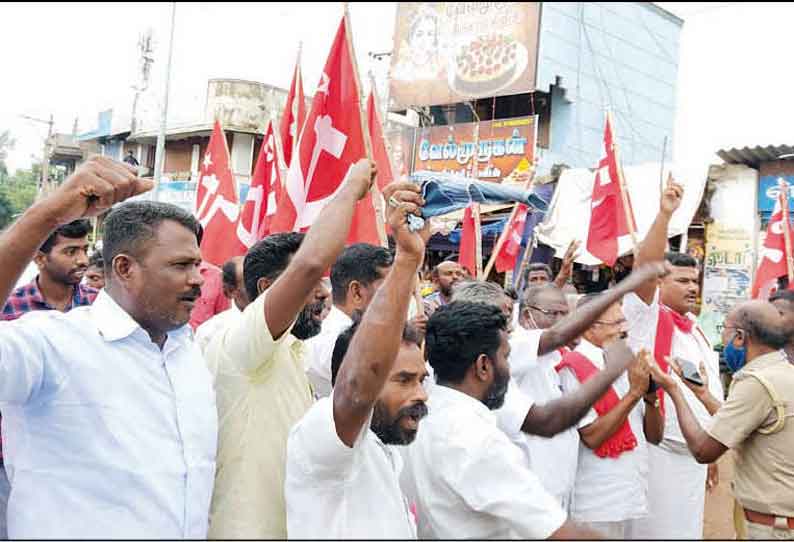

{"left": 398, "top": 401, "right": 429, "bottom": 421}
{"left": 179, "top": 288, "right": 202, "bottom": 302}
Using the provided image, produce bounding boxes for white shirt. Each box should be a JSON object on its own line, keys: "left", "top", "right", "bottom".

{"left": 506, "top": 327, "right": 580, "bottom": 505}
{"left": 195, "top": 305, "right": 241, "bottom": 355}
{"left": 304, "top": 306, "right": 353, "bottom": 398}
{"left": 559, "top": 338, "right": 649, "bottom": 523}
{"left": 402, "top": 385, "right": 567, "bottom": 539}
{"left": 0, "top": 291, "right": 217, "bottom": 538}
{"left": 285, "top": 395, "right": 416, "bottom": 539}
{"left": 623, "top": 291, "right": 723, "bottom": 452}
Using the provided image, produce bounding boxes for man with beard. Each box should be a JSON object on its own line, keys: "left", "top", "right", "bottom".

{"left": 423, "top": 259, "right": 463, "bottom": 318}
{"left": 0, "top": 217, "right": 96, "bottom": 539}
{"left": 401, "top": 301, "right": 628, "bottom": 539}
{"left": 0, "top": 156, "right": 218, "bottom": 538}
{"left": 450, "top": 265, "right": 668, "bottom": 512}
{"left": 205, "top": 160, "right": 412, "bottom": 539}
{"left": 625, "top": 177, "right": 724, "bottom": 539}
{"left": 285, "top": 188, "right": 429, "bottom": 538}
{"left": 557, "top": 297, "right": 664, "bottom": 538}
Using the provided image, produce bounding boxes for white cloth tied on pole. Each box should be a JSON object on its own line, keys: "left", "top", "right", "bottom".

{"left": 535, "top": 163, "right": 708, "bottom": 265}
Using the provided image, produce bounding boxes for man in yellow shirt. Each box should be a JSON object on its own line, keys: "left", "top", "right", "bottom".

{"left": 205, "top": 160, "right": 414, "bottom": 538}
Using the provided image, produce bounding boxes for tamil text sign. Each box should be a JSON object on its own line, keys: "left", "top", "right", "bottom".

{"left": 412, "top": 116, "right": 536, "bottom": 181}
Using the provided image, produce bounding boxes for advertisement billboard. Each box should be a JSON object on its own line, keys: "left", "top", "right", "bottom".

{"left": 411, "top": 115, "right": 536, "bottom": 181}
{"left": 389, "top": 2, "right": 541, "bottom": 109}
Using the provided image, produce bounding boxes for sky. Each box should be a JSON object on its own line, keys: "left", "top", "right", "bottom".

{"left": 1, "top": 2, "right": 793, "bottom": 174}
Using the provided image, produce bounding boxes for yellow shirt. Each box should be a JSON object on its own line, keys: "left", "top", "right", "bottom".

{"left": 708, "top": 351, "right": 794, "bottom": 517}
{"left": 205, "top": 290, "right": 314, "bottom": 538}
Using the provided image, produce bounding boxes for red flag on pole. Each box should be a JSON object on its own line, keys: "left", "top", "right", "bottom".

{"left": 367, "top": 91, "right": 393, "bottom": 191}
{"left": 195, "top": 120, "right": 240, "bottom": 267}
{"left": 459, "top": 205, "right": 478, "bottom": 276}
{"left": 586, "top": 113, "right": 637, "bottom": 266}
{"left": 752, "top": 180, "right": 794, "bottom": 299}
{"left": 279, "top": 48, "right": 306, "bottom": 169}
{"left": 232, "top": 120, "right": 282, "bottom": 255}
{"left": 495, "top": 204, "right": 529, "bottom": 273}
{"left": 270, "top": 17, "right": 380, "bottom": 246}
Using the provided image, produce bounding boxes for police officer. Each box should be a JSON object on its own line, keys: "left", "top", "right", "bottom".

{"left": 649, "top": 300, "right": 794, "bottom": 540}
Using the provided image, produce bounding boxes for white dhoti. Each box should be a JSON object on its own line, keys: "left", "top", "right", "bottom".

{"left": 630, "top": 442, "right": 707, "bottom": 539}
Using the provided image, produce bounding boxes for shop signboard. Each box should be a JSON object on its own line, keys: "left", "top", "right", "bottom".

{"left": 389, "top": 2, "right": 541, "bottom": 109}
{"left": 758, "top": 174, "right": 794, "bottom": 214}
{"left": 412, "top": 115, "right": 536, "bottom": 181}
{"left": 700, "top": 222, "right": 755, "bottom": 347}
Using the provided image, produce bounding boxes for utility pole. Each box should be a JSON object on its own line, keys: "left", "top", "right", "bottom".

{"left": 153, "top": 2, "right": 176, "bottom": 190}
{"left": 20, "top": 113, "right": 54, "bottom": 196}
{"left": 131, "top": 29, "right": 155, "bottom": 135}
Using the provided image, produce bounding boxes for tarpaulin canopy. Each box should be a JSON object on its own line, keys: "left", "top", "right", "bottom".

{"left": 535, "top": 163, "right": 708, "bottom": 266}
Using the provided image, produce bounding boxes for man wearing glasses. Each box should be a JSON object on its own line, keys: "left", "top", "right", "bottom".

{"left": 557, "top": 295, "right": 665, "bottom": 538}
{"left": 495, "top": 263, "right": 668, "bottom": 512}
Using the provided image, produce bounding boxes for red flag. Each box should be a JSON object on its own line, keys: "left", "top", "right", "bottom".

{"left": 367, "top": 91, "right": 393, "bottom": 191}
{"left": 232, "top": 120, "right": 282, "bottom": 255}
{"left": 752, "top": 181, "right": 794, "bottom": 299}
{"left": 279, "top": 50, "right": 306, "bottom": 169}
{"left": 495, "top": 204, "right": 529, "bottom": 273}
{"left": 586, "top": 113, "right": 636, "bottom": 266}
{"left": 195, "top": 120, "right": 239, "bottom": 267}
{"left": 458, "top": 205, "right": 477, "bottom": 276}
{"left": 271, "top": 17, "right": 379, "bottom": 246}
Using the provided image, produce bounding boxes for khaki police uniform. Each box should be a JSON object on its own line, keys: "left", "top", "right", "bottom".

{"left": 707, "top": 351, "right": 794, "bottom": 540}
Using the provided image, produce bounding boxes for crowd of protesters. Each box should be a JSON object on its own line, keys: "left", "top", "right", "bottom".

{"left": 0, "top": 155, "right": 791, "bottom": 540}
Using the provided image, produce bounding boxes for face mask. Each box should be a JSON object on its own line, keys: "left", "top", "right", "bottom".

{"left": 723, "top": 332, "right": 746, "bottom": 373}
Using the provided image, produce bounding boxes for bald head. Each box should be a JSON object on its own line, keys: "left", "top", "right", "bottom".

{"left": 723, "top": 300, "right": 787, "bottom": 354}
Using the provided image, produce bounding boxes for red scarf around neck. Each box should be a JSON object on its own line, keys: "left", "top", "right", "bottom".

{"left": 654, "top": 305, "right": 694, "bottom": 414}
{"left": 555, "top": 351, "right": 637, "bottom": 459}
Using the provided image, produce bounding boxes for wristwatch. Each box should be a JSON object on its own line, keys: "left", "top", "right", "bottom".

{"left": 644, "top": 395, "right": 661, "bottom": 409}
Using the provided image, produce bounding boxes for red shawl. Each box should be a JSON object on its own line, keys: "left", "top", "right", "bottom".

{"left": 654, "top": 305, "right": 694, "bottom": 414}
{"left": 556, "top": 351, "right": 637, "bottom": 459}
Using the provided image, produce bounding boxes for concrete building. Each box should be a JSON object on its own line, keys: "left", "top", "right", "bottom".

{"left": 415, "top": 2, "right": 682, "bottom": 176}
{"left": 78, "top": 79, "right": 291, "bottom": 213}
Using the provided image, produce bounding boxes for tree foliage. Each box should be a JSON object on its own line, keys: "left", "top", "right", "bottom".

{"left": 0, "top": 131, "right": 38, "bottom": 229}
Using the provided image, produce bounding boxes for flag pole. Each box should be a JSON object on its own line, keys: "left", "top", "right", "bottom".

{"left": 609, "top": 111, "right": 639, "bottom": 257}
{"left": 293, "top": 42, "right": 303, "bottom": 164}
{"left": 781, "top": 179, "right": 794, "bottom": 285}
{"left": 343, "top": 3, "right": 388, "bottom": 248}
{"left": 482, "top": 168, "right": 535, "bottom": 278}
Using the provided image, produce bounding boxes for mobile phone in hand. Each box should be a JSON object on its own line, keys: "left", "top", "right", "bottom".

{"left": 675, "top": 357, "right": 704, "bottom": 387}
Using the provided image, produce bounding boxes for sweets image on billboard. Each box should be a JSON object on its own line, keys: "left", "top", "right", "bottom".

{"left": 390, "top": 2, "right": 540, "bottom": 109}
{"left": 450, "top": 33, "right": 528, "bottom": 98}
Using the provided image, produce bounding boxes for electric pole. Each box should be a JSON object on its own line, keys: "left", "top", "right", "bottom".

{"left": 153, "top": 2, "right": 176, "bottom": 190}
{"left": 20, "top": 113, "right": 54, "bottom": 196}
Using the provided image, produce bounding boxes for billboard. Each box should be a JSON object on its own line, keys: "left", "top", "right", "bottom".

{"left": 389, "top": 2, "right": 541, "bottom": 109}
{"left": 412, "top": 116, "right": 536, "bottom": 181}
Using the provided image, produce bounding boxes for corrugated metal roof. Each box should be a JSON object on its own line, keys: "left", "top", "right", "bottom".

{"left": 716, "top": 144, "right": 794, "bottom": 168}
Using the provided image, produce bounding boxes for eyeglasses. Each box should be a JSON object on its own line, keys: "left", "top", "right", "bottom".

{"left": 526, "top": 305, "right": 568, "bottom": 319}
{"left": 594, "top": 319, "right": 627, "bottom": 327}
